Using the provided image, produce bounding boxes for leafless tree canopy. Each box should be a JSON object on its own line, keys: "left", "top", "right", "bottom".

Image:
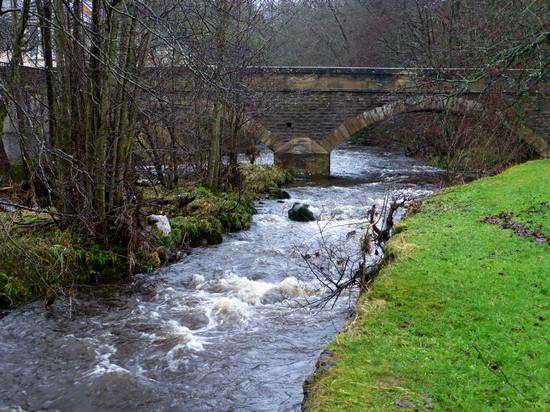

{"left": 0, "top": 0, "right": 547, "bottom": 250}
{"left": 0, "top": 0, "right": 276, "bottom": 244}
{"left": 297, "top": 193, "right": 414, "bottom": 308}
{"left": 266, "top": 0, "right": 548, "bottom": 72}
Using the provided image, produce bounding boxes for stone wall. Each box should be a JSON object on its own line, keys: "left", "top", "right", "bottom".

{"left": 245, "top": 68, "right": 549, "bottom": 151}
{"left": 2, "top": 66, "right": 548, "bottom": 175}
{"left": 250, "top": 90, "right": 396, "bottom": 148}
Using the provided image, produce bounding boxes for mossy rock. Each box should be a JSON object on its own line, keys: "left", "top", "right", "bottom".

{"left": 239, "top": 164, "right": 292, "bottom": 193}
{"left": 265, "top": 187, "right": 291, "bottom": 200}
{"left": 288, "top": 203, "right": 316, "bottom": 222}
{"left": 169, "top": 216, "right": 223, "bottom": 246}
{"left": 195, "top": 218, "right": 223, "bottom": 245}
{"left": 134, "top": 250, "right": 162, "bottom": 273}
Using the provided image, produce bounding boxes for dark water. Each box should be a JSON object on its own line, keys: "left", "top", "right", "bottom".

{"left": 0, "top": 144, "right": 444, "bottom": 411}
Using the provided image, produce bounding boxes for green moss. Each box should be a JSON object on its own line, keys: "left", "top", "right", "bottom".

{"left": 169, "top": 215, "right": 223, "bottom": 246}
{"left": 168, "top": 186, "right": 256, "bottom": 246}
{"left": 239, "top": 164, "right": 292, "bottom": 193}
{"left": 170, "top": 216, "right": 200, "bottom": 243}
{"left": 0, "top": 215, "right": 127, "bottom": 309}
{"left": 134, "top": 249, "right": 162, "bottom": 273}
{"left": 306, "top": 160, "right": 550, "bottom": 411}
{"left": 0, "top": 272, "right": 32, "bottom": 307}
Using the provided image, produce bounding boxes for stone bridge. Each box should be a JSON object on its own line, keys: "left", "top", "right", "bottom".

{"left": 242, "top": 67, "right": 549, "bottom": 175}
{"left": 2, "top": 65, "right": 549, "bottom": 176}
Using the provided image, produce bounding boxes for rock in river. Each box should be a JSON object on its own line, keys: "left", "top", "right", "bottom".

{"left": 266, "top": 187, "right": 291, "bottom": 200}
{"left": 288, "top": 202, "right": 316, "bottom": 222}
{"left": 148, "top": 214, "right": 172, "bottom": 235}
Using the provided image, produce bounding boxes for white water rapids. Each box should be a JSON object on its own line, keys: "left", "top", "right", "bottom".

{"left": 0, "top": 144, "right": 444, "bottom": 411}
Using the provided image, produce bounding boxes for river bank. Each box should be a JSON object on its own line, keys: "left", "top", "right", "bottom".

{"left": 304, "top": 159, "right": 550, "bottom": 411}
{"left": 0, "top": 164, "right": 291, "bottom": 310}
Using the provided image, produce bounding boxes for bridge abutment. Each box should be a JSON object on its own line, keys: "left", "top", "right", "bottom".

{"left": 273, "top": 137, "right": 331, "bottom": 177}
{"left": 274, "top": 152, "right": 330, "bottom": 176}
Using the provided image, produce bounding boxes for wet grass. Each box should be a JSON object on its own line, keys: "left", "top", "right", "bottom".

{"left": 305, "top": 160, "right": 550, "bottom": 411}
{"left": 513, "top": 202, "right": 550, "bottom": 236}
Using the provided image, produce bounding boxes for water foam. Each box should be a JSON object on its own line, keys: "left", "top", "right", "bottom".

{"left": 277, "top": 277, "right": 308, "bottom": 297}
{"left": 256, "top": 213, "right": 286, "bottom": 224}
{"left": 164, "top": 319, "right": 206, "bottom": 351}
{"left": 85, "top": 342, "right": 129, "bottom": 377}
{"left": 330, "top": 205, "right": 358, "bottom": 218}
{"left": 201, "top": 273, "right": 320, "bottom": 309}
{"left": 187, "top": 274, "right": 206, "bottom": 288}
{"left": 209, "top": 297, "right": 250, "bottom": 324}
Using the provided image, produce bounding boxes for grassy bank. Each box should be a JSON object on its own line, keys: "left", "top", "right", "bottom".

{"left": 305, "top": 160, "right": 550, "bottom": 411}
{"left": 0, "top": 164, "right": 291, "bottom": 309}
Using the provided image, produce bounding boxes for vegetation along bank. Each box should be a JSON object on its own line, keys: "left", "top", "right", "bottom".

{"left": 0, "top": 164, "right": 291, "bottom": 310}
{"left": 304, "top": 159, "right": 550, "bottom": 411}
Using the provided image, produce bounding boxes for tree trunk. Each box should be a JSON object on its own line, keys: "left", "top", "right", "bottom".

{"left": 0, "top": 0, "right": 31, "bottom": 180}
{"left": 206, "top": 0, "right": 230, "bottom": 189}
{"left": 207, "top": 100, "right": 222, "bottom": 188}
{"left": 95, "top": 6, "right": 121, "bottom": 235}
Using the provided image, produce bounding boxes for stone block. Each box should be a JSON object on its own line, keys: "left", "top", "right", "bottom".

{"left": 274, "top": 152, "right": 330, "bottom": 177}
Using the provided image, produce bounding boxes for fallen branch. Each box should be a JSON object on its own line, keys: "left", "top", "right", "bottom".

{"left": 0, "top": 200, "right": 72, "bottom": 217}
{"left": 298, "top": 192, "right": 416, "bottom": 308}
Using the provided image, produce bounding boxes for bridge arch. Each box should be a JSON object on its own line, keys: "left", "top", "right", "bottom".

{"left": 320, "top": 96, "right": 549, "bottom": 157}
{"left": 240, "top": 118, "right": 274, "bottom": 149}
{"left": 320, "top": 96, "right": 483, "bottom": 152}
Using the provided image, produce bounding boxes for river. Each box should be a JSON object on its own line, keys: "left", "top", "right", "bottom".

{"left": 0, "top": 144, "right": 444, "bottom": 411}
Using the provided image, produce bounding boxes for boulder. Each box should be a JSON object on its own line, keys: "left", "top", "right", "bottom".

{"left": 266, "top": 187, "right": 291, "bottom": 200}
{"left": 288, "top": 202, "right": 316, "bottom": 222}
{"left": 147, "top": 214, "right": 172, "bottom": 235}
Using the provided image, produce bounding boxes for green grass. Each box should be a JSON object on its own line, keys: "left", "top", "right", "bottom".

{"left": 305, "top": 160, "right": 550, "bottom": 411}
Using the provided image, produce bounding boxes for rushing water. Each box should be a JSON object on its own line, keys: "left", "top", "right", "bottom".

{"left": 0, "top": 144, "right": 444, "bottom": 412}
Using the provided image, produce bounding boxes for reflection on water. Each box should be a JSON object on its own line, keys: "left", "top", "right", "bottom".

{"left": 0, "top": 143, "right": 444, "bottom": 411}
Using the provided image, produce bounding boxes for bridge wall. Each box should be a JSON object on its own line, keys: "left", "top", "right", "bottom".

{"left": 250, "top": 90, "right": 397, "bottom": 147}
{"left": 2, "top": 66, "right": 548, "bottom": 176}
{"left": 1, "top": 110, "right": 21, "bottom": 163}
{"left": 245, "top": 68, "right": 548, "bottom": 175}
